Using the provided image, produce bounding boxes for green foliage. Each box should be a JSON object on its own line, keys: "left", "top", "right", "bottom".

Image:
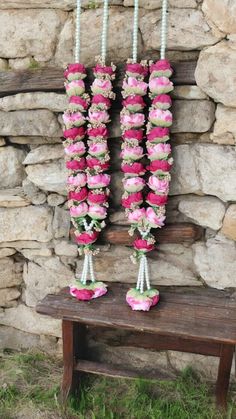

{"left": 0, "top": 351, "right": 235, "bottom": 419}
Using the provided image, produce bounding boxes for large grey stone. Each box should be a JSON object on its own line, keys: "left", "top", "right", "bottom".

{"left": 170, "top": 144, "right": 236, "bottom": 202}
{"left": 53, "top": 206, "right": 70, "bottom": 239}
{"left": 140, "top": 9, "right": 223, "bottom": 52}
{"left": 0, "top": 206, "right": 53, "bottom": 242}
{"left": 23, "top": 145, "right": 64, "bottom": 165}
{"left": 193, "top": 236, "right": 236, "bottom": 289}
{"left": 0, "top": 188, "right": 30, "bottom": 207}
{"left": 171, "top": 86, "right": 207, "bottom": 100}
{"left": 0, "top": 147, "right": 26, "bottom": 189}
{"left": 171, "top": 100, "right": 215, "bottom": 133}
{"left": 0, "top": 110, "right": 62, "bottom": 137}
{"left": 0, "top": 248, "right": 16, "bottom": 258}
{"left": 0, "top": 93, "right": 67, "bottom": 113}
{"left": 0, "top": 10, "right": 66, "bottom": 61}
{"left": 0, "top": 287, "right": 20, "bottom": 307}
{"left": 202, "top": 0, "right": 236, "bottom": 34}
{"left": 25, "top": 159, "right": 67, "bottom": 194}
{"left": 195, "top": 41, "right": 236, "bottom": 107}
{"left": 9, "top": 136, "right": 61, "bottom": 145}
{"left": 211, "top": 104, "right": 236, "bottom": 145}
{"left": 0, "top": 326, "right": 58, "bottom": 353}
{"left": 221, "top": 205, "right": 236, "bottom": 241}
{"left": 0, "top": 258, "right": 22, "bottom": 289}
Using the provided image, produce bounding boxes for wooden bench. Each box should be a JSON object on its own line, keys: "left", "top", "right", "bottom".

{"left": 36, "top": 283, "right": 236, "bottom": 409}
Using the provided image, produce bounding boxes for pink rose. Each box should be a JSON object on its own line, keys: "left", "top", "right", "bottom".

{"left": 122, "top": 77, "right": 148, "bottom": 96}
{"left": 126, "top": 295, "right": 153, "bottom": 311}
{"left": 133, "top": 238, "right": 155, "bottom": 252}
{"left": 91, "top": 79, "right": 112, "bottom": 95}
{"left": 87, "top": 174, "right": 111, "bottom": 189}
{"left": 87, "top": 191, "right": 108, "bottom": 205}
{"left": 69, "top": 96, "right": 89, "bottom": 112}
{"left": 122, "top": 129, "right": 143, "bottom": 142}
{"left": 147, "top": 143, "right": 171, "bottom": 160}
{"left": 146, "top": 192, "right": 168, "bottom": 207}
{"left": 149, "top": 77, "right": 173, "bottom": 95}
{"left": 126, "top": 288, "right": 159, "bottom": 311}
{"left": 63, "top": 127, "right": 86, "bottom": 141}
{"left": 148, "top": 175, "right": 169, "bottom": 194}
{"left": 93, "top": 64, "right": 114, "bottom": 76}
{"left": 150, "top": 59, "right": 173, "bottom": 78}
{"left": 87, "top": 126, "right": 108, "bottom": 139}
{"left": 92, "top": 94, "right": 111, "bottom": 110}
{"left": 65, "top": 80, "right": 85, "bottom": 96}
{"left": 64, "top": 142, "right": 86, "bottom": 156}
{"left": 70, "top": 202, "right": 88, "bottom": 218}
{"left": 149, "top": 109, "right": 172, "bottom": 127}
{"left": 88, "top": 205, "right": 107, "bottom": 220}
{"left": 122, "top": 192, "right": 143, "bottom": 209}
{"left": 153, "top": 94, "right": 172, "bottom": 110}
{"left": 88, "top": 142, "right": 108, "bottom": 157}
{"left": 147, "top": 127, "right": 169, "bottom": 143}
{"left": 93, "top": 284, "right": 108, "bottom": 298}
{"left": 123, "top": 177, "right": 145, "bottom": 192}
{"left": 67, "top": 173, "right": 87, "bottom": 187}
{"left": 74, "top": 230, "right": 99, "bottom": 245}
{"left": 121, "top": 113, "right": 145, "bottom": 129}
{"left": 146, "top": 207, "right": 166, "bottom": 227}
{"left": 122, "top": 95, "right": 145, "bottom": 112}
{"left": 63, "top": 111, "right": 86, "bottom": 128}
{"left": 147, "top": 160, "right": 171, "bottom": 174}
{"left": 66, "top": 158, "right": 86, "bottom": 171}
{"left": 88, "top": 109, "right": 110, "bottom": 124}
{"left": 86, "top": 157, "right": 109, "bottom": 171}
{"left": 128, "top": 208, "right": 146, "bottom": 223}
{"left": 64, "top": 63, "right": 86, "bottom": 80}
{"left": 121, "top": 162, "right": 146, "bottom": 176}
{"left": 121, "top": 146, "right": 143, "bottom": 161}
{"left": 70, "top": 287, "right": 95, "bottom": 300}
{"left": 68, "top": 187, "right": 88, "bottom": 203}
{"left": 126, "top": 63, "right": 148, "bottom": 77}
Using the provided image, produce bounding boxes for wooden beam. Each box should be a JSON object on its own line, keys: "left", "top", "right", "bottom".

{"left": 0, "top": 61, "right": 197, "bottom": 97}
{"left": 71, "top": 223, "right": 203, "bottom": 245}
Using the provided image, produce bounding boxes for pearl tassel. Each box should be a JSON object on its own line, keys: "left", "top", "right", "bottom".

{"left": 132, "top": 0, "right": 139, "bottom": 62}
{"left": 75, "top": 0, "right": 81, "bottom": 63}
{"left": 160, "top": 0, "right": 168, "bottom": 60}
{"left": 136, "top": 255, "right": 151, "bottom": 294}
{"left": 101, "top": 0, "right": 109, "bottom": 64}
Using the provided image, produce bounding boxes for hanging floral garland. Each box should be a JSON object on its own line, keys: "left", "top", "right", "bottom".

{"left": 120, "top": 0, "right": 174, "bottom": 311}
{"left": 63, "top": 0, "right": 116, "bottom": 301}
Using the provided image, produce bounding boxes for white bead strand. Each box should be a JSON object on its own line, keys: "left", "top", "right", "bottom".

{"left": 75, "top": 0, "right": 81, "bottom": 63}
{"left": 101, "top": 0, "right": 109, "bottom": 64}
{"left": 160, "top": 0, "right": 168, "bottom": 60}
{"left": 89, "top": 253, "right": 96, "bottom": 283}
{"left": 132, "top": 0, "right": 139, "bottom": 62}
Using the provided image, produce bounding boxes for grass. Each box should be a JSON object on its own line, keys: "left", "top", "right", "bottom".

{"left": 0, "top": 350, "right": 235, "bottom": 419}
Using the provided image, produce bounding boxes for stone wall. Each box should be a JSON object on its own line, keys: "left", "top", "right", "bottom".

{"left": 0, "top": 0, "right": 236, "bottom": 377}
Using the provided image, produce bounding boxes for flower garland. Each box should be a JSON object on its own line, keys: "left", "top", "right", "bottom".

{"left": 62, "top": 0, "right": 116, "bottom": 301}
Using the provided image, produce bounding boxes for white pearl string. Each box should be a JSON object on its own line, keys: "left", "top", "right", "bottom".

{"left": 101, "top": 0, "right": 109, "bottom": 64}
{"left": 160, "top": 0, "right": 168, "bottom": 60}
{"left": 132, "top": 0, "right": 139, "bottom": 62}
{"left": 89, "top": 253, "right": 96, "bottom": 283}
{"left": 136, "top": 255, "right": 151, "bottom": 293}
{"left": 75, "top": 0, "right": 81, "bottom": 63}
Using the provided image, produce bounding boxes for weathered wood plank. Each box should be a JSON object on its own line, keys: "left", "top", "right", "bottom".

{"left": 0, "top": 61, "right": 197, "bottom": 97}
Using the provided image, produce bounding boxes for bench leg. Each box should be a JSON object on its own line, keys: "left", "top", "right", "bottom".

{"left": 216, "top": 344, "right": 234, "bottom": 409}
{"left": 60, "top": 319, "right": 86, "bottom": 403}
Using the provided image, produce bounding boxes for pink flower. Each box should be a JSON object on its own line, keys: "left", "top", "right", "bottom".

{"left": 121, "top": 146, "right": 143, "bottom": 161}
{"left": 65, "top": 80, "right": 85, "bottom": 96}
{"left": 121, "top": 113, "right": 145, "bottom": 129}
{"left": 126, "top": 294, "right": 153, "bottom": 311}
{"left": 122, "top": 77, "right": 148, "bottom": 96}
{"left": 74, "top": 230, "right": 99, "bottom": 245}
{"left": 128, "top": 208, "right": 146, "bottom": 223}
{"left": 69, "top": 96, "right": 89, "bottom": 112}
{"left": 149, "top": 109, "right": 172, "bottom": 127}
{"left": 126, "top": 288, "right": 159, "bottom": 311}
{"left": 64, "top": 142, "right": 86, "bottom": 156}
{"left": 92, "top": 95, "right": 111, "bottom": 109}
{"left": 87, "top": 191, "right": 108, "bottom": 205}
{"left": 122, "top": 192, "right": 143, "bottom": 209}
{"left": 122, "top": 95, "right": 145, "bottom": 112}
{"left": 146, "top": 192, "right": 168, "bottom": 207}
{"left": 64, "top": 63, "right": 86, "bottom": 80}
{"left": 146, "top": 207, "right": 166, "bottom": 227}
{"left": 66, "top": 158, "right": 86, "bottom": 171}
{"left": 149, "top": 77, "right": 173, "bottom": 95}
{"left": 122, "top": 129, "right": 143, "bottom": 142}
{"left": 153, "top": 94, "right": 172, "bottom": 110}
{"left": 121, "top": 162, "right": 146, "bottom": 176}
{"left": 86, "top": 157, "right": 109, "bottom": 171}
{"left": 87, "top": 126, "right": 108, "bottom": 139}
{"left": 126, "top": 63, "right": 148, "bottom": 77}
{"left": 148, "top": 175, "right": 169, "bottom": 193}
{"left": 147, "top": 159, "right": 172, "bottom": 174}
{"left": 123, "top": 177, "right": 145, "bottom": 193}
{"left": 70, "top": 287, "right": 95, "bottom": 300}
{"left": 147, "top": 127, "right": 169, "bottom": 143}
{"left": 133, "top": 238, "right": 155, "bottom": 252}
{"left": 93, "top": 64, "right": 114, "bottom": 76}
{"left": 70, "top": 202, "right": 88, "bottom": 218}
{"left": 88, "top": 205, "right": 107, "bottom": 220}
{"left": 63, "top": 111, "right": 86, "bottom": 128}
{"left": 88, "top": 109, "right": 109, "bottom": 124}
{"left": 87, "top": 174, "right": 111, "bottom": 189}
{"left": 63, "top": 127, "right": 86, "bottom": 141}
{"left": 68, "top": 187, "right": 88, "bottom": 202}
{"left": 147, "top": 143, "right": 171, "bottom": 160}
{"left": 89, "top": 142, "right": 108, "bottom": 157}
{"left": 67, "top": 173, "right": 87, "bottom": 187}
{"left": 93, "top": 284, "right": 108, "bottom": 298}
{"left": 91, "top": 79, "right": 112, "bottom": 95}
{"left": 150, "top": 59, "right": 173, "bottom": 78}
